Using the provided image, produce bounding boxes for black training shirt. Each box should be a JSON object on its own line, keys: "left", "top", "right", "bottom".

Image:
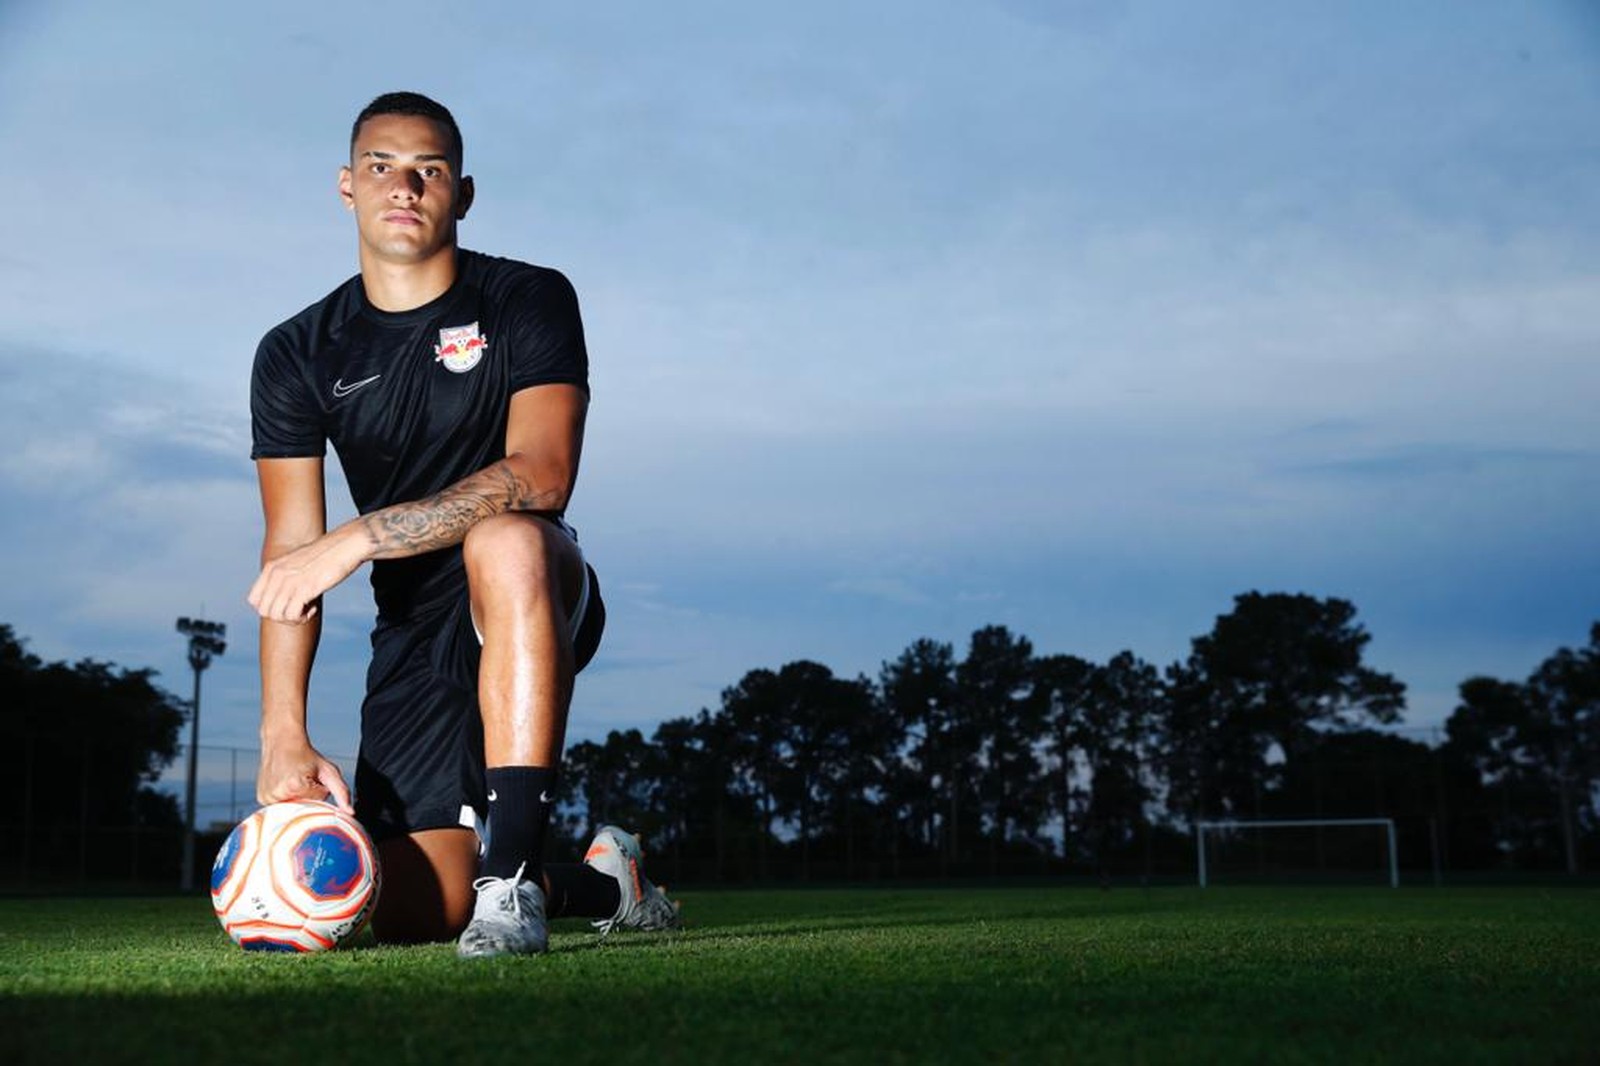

{"left": 250, "top": 249, "right": 589, "bottom": 619}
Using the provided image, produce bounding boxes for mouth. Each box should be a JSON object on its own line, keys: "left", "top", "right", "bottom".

{"left": 381, "top": 211, "right": 423, "bottom": 226}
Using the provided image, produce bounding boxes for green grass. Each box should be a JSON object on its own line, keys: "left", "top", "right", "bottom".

{"left": 1, "top": 886, "right": 1596, "bottom": 1064}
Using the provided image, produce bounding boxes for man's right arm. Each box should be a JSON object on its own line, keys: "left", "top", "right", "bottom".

{"left": 255, "top": 456, "right": 352, "bottom": 811}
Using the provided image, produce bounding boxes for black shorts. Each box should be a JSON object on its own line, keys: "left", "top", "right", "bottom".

{"left": 353, "top": 542, "right": 605, "bottom": 843}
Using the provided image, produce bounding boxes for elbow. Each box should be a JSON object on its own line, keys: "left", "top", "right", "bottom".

{"left": 503, "top": 453, "right": 575, "bottom": 515}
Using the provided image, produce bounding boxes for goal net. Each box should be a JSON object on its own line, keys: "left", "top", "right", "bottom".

{"left": 1195, "top": 818, "right": 1398, "bottom": 888}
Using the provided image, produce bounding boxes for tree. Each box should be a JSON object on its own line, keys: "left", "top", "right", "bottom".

{"left": 1159, "top": 593, "right": 1406, "bottom": 821}
{"left": 958, "top": 625, "right": 1049, "bottom": 872}
{"left": 1447, "top": 623, "right": 1600, "bottom": 873}
{"left": 812, "top": 671, "right": 898, "bottom": 880}
{"left": 563, "top": 728, "right": 657, "bottom": 845}
{"left": 1035, "top": 652, "right": 1094, "bottom": 859}
{"left": 646, "top": 710, "right": 756, "bottom": 883}
{"left": 0, "top": 624, "right": 187, "bottom": 879}
{"left": 718, "top": 667, "right": 792, "bottom": 878}
{"left": 1272, "top": 728, "right": 1484, "bottom": 875}
{"left": 1526, "top": 624, "right": 1600, "bottom": 872}
{"left": 880, "top": 638, "right": 961, "bottom": 868}
{"left": 762, "top": 661, "right": 879, "bottom": 878}
{"left": 1072, "top": 652, "right": 1163, "bottom": 874}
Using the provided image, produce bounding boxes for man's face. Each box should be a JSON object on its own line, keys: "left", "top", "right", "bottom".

{"left": 339, "top": 113, "right": 472, "bottom": 265}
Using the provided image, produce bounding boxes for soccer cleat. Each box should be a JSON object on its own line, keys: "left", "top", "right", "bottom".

{"left": 457, "top": 862, "right": 549, "bottom": 958}
{"left": 584, "top": 825, "right": 683, "bottom": 937}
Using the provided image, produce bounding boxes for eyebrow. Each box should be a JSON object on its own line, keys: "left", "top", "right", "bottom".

{"left": 360, "top": 150, "right": 451, "bottom": 164}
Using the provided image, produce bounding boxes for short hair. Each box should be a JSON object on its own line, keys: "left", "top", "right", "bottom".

{"left": 350, "top": 92, "right": 464, "bottom": 169}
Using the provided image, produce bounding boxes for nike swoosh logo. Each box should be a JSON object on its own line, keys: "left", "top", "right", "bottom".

{"left": 539, "top": 791, "right": 556, "bottom": 804}
{"left": 487, "top": 789, "right": 498, "bottom": 802}
{"left": 332, "top": 373, "right": 382, "bottom": 398}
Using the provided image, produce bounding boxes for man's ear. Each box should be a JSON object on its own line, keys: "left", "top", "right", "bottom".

{"left": 456, "top": 175, "right": 475, "bottom": 220}
{"left": 338, "top": 165, "right": 354, "bottom": 211}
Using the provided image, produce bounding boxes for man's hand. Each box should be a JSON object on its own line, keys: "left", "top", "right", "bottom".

{"left": 248, "top": 525, "right": 367, "bottom": 623}
{"left": 258, "top": 735, "right": 354, "bottom": 813}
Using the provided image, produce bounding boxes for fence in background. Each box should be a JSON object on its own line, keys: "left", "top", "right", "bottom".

{"left": 0, "top": 734, "right": 1592, "bottom": 890}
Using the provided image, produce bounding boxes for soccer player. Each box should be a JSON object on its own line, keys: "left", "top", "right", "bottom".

{"left": 247, "top": 91, "right": 678, "bottom": 957}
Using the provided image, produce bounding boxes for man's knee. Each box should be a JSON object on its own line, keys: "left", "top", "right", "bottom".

{"left": 464, "top": 513, "right": 553, "bottom": 574}
{"left": 463, "top": 514, "right": 578, "bottom": 610}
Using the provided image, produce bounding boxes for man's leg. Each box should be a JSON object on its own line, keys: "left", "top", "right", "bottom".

{"left": 468, "top": 512, "right": 579, "bottom": 853}
{"left": 370, "top": 827, "right": 658, "bottom": 944}
{"left": 446, "top": 515, "right": 673, "bottom": 953}
{"left": 372, "top": 828, "right": 478, "bottom": 944}
{"left": 354, "top": 607, "right": 493, "bottom": 946}
{"left": 455, "top": 513, "right": 582, "bottom": 957}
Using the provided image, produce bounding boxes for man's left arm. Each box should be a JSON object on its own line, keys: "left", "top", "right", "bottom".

{"left": 248, "top": 383, "right": 587, "bottom": 623}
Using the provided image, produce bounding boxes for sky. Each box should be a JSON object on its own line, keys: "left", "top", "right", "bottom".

{"left": 1, "top": 1, "right": 1597, "bottom": 821}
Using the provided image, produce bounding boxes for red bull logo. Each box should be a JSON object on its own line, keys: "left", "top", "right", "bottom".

{"left": 434, "top": 323, "right": 488, "bottom": 373}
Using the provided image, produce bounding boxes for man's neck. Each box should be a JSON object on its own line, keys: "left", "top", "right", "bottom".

{"left": 359, "top": 246, "right": 460, "bottom": 312}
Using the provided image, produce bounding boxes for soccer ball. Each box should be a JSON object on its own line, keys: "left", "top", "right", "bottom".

{"left": 210, "top": 799, "right": 381, "bottom": 952}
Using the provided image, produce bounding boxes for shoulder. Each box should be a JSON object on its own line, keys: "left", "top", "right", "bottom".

{"left": 461, "top": 249, "right": 579, "bottom": 310}
{"left": 256, "top": 275, "right": 365, "bottom": 358}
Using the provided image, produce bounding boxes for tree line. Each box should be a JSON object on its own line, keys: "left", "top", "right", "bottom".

{"left": 561, "top": 592, "right": 1599, "bottom": 882}
{"left": 1, "top": 593, "right": 1595, "bottom": 885}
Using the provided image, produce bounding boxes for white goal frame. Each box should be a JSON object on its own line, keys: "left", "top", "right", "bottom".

{"left": 1195, "top": 818, "right": 1398, "bottom": 888}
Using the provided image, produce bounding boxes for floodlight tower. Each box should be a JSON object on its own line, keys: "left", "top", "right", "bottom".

{"left": 177, "top": 616, "right": 227, "bottom": 892}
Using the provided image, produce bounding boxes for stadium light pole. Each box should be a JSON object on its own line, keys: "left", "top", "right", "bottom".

{"left": 177, "top": 617, "right": 227, "bottom": 892}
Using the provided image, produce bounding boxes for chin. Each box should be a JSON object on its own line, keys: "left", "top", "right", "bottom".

{"left": 366, "top": 236, "right": 446, "bottom": 264}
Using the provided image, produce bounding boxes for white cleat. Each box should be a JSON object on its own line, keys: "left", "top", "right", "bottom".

{"left": 584, "top": 825, "right": 683, "bottom": 937}
{"left": 457, "top": 862, "right": 548, "bottom": 958}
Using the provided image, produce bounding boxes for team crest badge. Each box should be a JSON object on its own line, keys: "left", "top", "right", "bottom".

{"left": 434, "top": 322, "right": 488, "bottom": 373}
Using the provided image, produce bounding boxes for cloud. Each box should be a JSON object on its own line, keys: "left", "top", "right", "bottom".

{"left": 827, "top": 576, "right": 934, "bottom": 607}
{"left": 1276, "top": 444, "right": 1593, "bottom": 481}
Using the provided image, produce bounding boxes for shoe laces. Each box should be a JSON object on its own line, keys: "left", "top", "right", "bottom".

{"left": 472, "top": 861, "right": 529, "bottom": 920}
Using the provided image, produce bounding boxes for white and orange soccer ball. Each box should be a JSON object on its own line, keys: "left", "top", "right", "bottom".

{"left": 210, "top": 799, "right": 380, "bottom": 952}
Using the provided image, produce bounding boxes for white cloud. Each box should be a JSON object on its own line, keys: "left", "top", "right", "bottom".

{"left": 827, "top": 576, "right": 934, "bottom": 607}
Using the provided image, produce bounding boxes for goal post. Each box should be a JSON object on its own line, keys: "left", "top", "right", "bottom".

{"left": 1195, "top": 818, "right": 1398, "bottom": 888}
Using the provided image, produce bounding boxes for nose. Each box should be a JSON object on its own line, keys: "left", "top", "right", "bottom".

{"left": 390, "top": 169, "right": 424, "bottom": 201}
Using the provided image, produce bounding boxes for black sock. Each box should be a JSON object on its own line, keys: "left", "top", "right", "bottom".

{"left": 544, "top": 862, "right": 623, "bottom": 920}
{"left": 482, "top": 766, "right": 558, "bottom": 881}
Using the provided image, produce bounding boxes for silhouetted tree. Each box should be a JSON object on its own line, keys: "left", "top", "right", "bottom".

{"left": 563, "top": 728, "right": 657, "bottom": 844}
{"left": 1527, "top": 624, "right": 1600, "bottom": 871}
{"left": 719, "top": 667, "right": 791, "bottom": 878}
{"left": 1036, "top": 652, "right": 1095, "bottom": 858}
{"left": 880, "top": 638, "right": 961, "bottom": 868}
{"left": 1271, "top": 728, "right": 1486, "bottom": 874}
{"left": 1447, "top": 623, "right": 1600, "bottom": 873}
{"left": 1160, "top": 659, "right": 1272, "bottom": 823}
{"left": 649, "top": 710, "right": 752, "bottom": 883}
{"left": 757, "top": 661, "right": 879, "bottom": 878}
{"left": 1072, "top": 652, "right": 1162, "bottom": 874}
{"left": 1, "top": 624, "right": 186, "bottom": 879}
{"left": 818, "top": 672, "right": 899, "bottom": 879}
{"left": 1160, "top": 593, "right": 1405, "bottom": 820}
{"left": 959, "top": 625, "right": 1048, "bottom": 872}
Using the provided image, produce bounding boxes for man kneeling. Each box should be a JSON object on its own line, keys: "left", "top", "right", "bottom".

{"left": 246, "top": 91, "right": 678, "bottom": 955}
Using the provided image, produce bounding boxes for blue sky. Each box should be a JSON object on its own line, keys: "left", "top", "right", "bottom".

{"left": 1, "top": 1, "right": 1596, "bottom": 817}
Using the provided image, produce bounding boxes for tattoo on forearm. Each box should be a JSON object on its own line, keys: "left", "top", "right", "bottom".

{"left": 359, "top": 461, "right": 564, "bottom": 558}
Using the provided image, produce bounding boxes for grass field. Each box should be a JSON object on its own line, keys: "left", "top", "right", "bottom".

{"left": 1, "top": 885, "right": 1596, "bottom": 1064}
